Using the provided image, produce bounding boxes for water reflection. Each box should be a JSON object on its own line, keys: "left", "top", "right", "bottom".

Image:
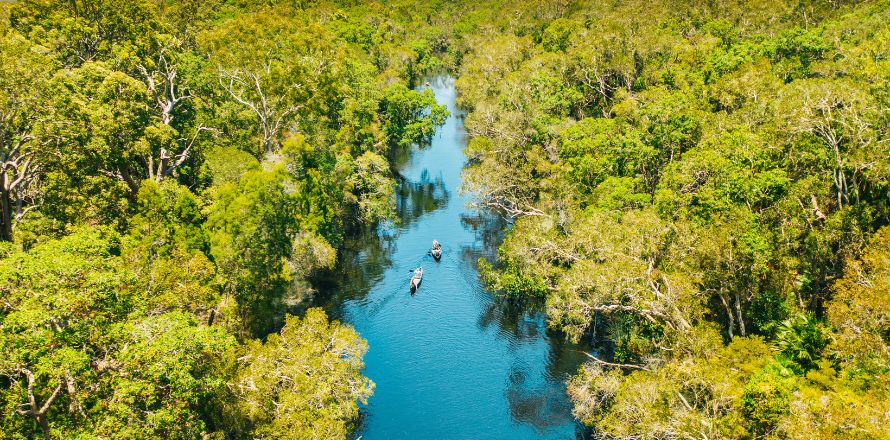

{"left": 313, "top": 168, "right": 451, "bottom": 318}
{"left": 479, "top": 297, "right": 591, "bottom": 438}
{"left": 459, "top": 211, "right": 506, "bottom": 260}
{"left": 395, "top": 169, "right": 450, "bottom": 229}
{"left": 477, "top": 298, "right": 546, "bottom": 341}
{"left": 313, "top": 76, "right": 587, "bottom": 439}
{"left": 506, "top": 365, "right": 577, "bottom": 433}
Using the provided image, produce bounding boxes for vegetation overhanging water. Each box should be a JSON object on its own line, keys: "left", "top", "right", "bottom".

{"left": 313, "top": 76, "right": 589, "bottom": 439}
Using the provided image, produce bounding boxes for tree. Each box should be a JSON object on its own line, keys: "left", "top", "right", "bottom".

{"left": 93, "top": 312, "right": 237, "bottom": 438}
{"left": 123, "top": 180, "right": 220, "bottom": 320}
{"left": 380, "top": 84, "right": 448, "bottom": 149}
{"left": 347, "top": 151, "right": 397, "bottom": 223}
{"left": 779, "top": 78, "right": 887, "bottom": 210}
{"left": 201, "top": 10, "right": 331, "bottom": 154}
{"left": 0, "top": 227, "right": 239, "bottom": 439}
{"left": 568, "top": 336, "right": 775, "bottom": 439}
{"left": 0, "top": 30, "right": 55, "bottom": 241}
{"left": 0, "top": 228, "right": 131, "bottom": 437}
{"left": 10, "top": 0, "right": 163, "bottom": 68}
{"left": 229, "top": 309, "right": 373, "bottom": 439}
{"left": 45, "top": 61, "right": 152, "bottom": 195}
{"left": 557, "top": 117, "right": 652, "bottom": 196}
{"left": 827, "top": 226, "right": 890, "bottom": 376}
{"left": 544, "top": 209, "right": 700, "bottom": 347}
{"left": 137, "top": 43, "right": 215, "bottom": 183}
{"left": 204, "top": 168, "right": 296, "bottom": 336}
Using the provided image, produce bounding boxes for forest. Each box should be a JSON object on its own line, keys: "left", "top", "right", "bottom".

{"left": 0, "top": 0, "right": 888, "bottom": 439}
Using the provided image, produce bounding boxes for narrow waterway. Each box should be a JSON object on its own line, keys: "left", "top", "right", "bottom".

{"left": 314, "top": 76, "right": 588, "bottom": 439}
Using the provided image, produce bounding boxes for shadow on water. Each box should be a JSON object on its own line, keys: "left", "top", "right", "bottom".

{"left": 311, "top": 231, "right": 394, "bottom": 322}
{"left": 313, "top": 75, "right": 589, "bottom": 439}
{"left": 505, "top": 366, "right": 577, "bottom": 433}
{"left": 312, "top": 172, "right": 450, "bottom": 320}
{"left": 459, "top": 210, "right": 505, "bottom": 260}
{"left": 394, "top": 169, "right": 450, "bottom": 230}
{"left": 477, "top": 296, "right": 592, "bottom": 437}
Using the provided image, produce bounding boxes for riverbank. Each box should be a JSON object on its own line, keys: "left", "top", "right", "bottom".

{"left": 313, "top": 76, "right": 588, "bottom": 439}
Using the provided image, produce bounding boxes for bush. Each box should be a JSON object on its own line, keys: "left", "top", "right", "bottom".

{"left": 774, "top": 313, "right": 829, "bottom": 373}
{"left": 742, "top": 363, "right": 795, "bottom": 436}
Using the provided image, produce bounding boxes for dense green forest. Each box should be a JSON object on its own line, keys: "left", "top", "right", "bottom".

{"left": 0, "top": 0, "right": 888, "bottom": 439}
{"left": 453, "top": 0, "right": 889, "bottom": 438}
{"left": 0, "top": 0, "right": 448, "bottom": 437}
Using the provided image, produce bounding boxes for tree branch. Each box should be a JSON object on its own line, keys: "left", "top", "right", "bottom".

{"left": 574, "top": 350, "right": 652, "bottom": 371}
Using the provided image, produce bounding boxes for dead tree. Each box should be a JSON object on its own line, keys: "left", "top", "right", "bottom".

{"left": 138, "top": 48, "right": 192, "bottom": 126}
{"left": 219, "top": 68, "right": 303, "bottom": 154}
{"left": 137, "top": 46, "right": 215, "bottom": 183}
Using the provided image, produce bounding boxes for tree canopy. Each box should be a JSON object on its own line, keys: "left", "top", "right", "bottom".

{"left": 454, "top": 0, "right": 889, "bottom": 437}
{"left": 1, "top": 0, "right": 888, "bottom": 438}
{"left": 0, "top": 0, "right": 448, "bottom": 437}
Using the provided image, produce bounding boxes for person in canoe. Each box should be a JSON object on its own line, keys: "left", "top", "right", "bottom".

{"left": 410, "top": 267, "right": 423, "bottom": 292}
{"left": 431, "top": 239, "right": 442, "bottom": 260}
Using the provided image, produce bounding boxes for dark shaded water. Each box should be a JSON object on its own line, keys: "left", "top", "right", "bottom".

{"left": 314, "top": 76, "right": 588, "bottom": 439}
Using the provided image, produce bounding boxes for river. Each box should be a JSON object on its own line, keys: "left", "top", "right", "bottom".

{"left": 313, "top": 76, "right": 588, "bottom": 439}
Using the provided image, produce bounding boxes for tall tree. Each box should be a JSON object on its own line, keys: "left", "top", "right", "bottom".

{"left": 0, "top": 30, "right": 54, "bottom": 241}
{"left": 229, "top": 309, "right": 373, "bottom": 439}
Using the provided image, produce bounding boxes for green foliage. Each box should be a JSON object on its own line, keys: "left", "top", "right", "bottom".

{"left": 0, "top": 27, "right": 56, "bottom": 242}
{"left": 741, "top": 363, "right": 795, "bottom": 437}
{"left": 558, "top": 117, "right": 651, "bottom": 195}
{"left": 0, "top": 228, "right": 236, "bottom": 438}
{"left": 124, "top": 180, "right": 219, "bottom": 318}
{"left": 827, "top": 226, "right": 890, "bottom": 383}
{"left": 3, "top": 0, "right": 889, "bottom": 437}
{"left": 381, "top": 84, "right": 449, "bottom": 149}
{"left": 478, "top": 258, "right": 549, "bottom": 298}
{"left": 10, "top": 0, "right": 164, "bottom": 68}
{"left": 349, "top": 151, "right": 397, "bottom": 223}
{"left": 748, "top": 290, "right": 790, "bottom": 337}
{"left": 201, "top": 146, "right": 261, "bottom": 188}
{"left": 454, "top": 0, "right": 890, "bottom": 437}
{"left": 229, "top": 309, "right": 373, "bottom": 439}
{"left": 205, "top": 169, "right": 295, "bottom": 336}
{"left": 774, "top": 313, "right": 830, "bottom": 373}
{"left": 568, "top": 335, "right": 774, "bottom": 439}
{"left": 541, "top": 18, "right": 578, "bottom": 52}
{"left": 0, "top": 0, "right": 460, "bottom": 437}
{"left": 94, "top": 311, "right": 237, "bottom": 439}
{"left": 588, "top": 177, "right": 652, "bottom": 211}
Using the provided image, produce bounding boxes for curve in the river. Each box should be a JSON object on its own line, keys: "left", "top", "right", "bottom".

{"left": 314, "top": 76, "right": 588, "bottom": 439}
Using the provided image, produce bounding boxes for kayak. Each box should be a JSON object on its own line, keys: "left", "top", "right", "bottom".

{"left": 410, "top": 267, "right": 423, "bottom": 291}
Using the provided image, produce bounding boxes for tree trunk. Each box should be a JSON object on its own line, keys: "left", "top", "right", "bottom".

{"left": 718, "top": 291, "right": 735, "bottom": 339}
{"left": 0, "top": 176, "right": 12, "bottom": 242}
{"left": 734, "top": 291, "right": 746, "bottom": 337}
{"left": 36, "top": 413, "right": 50, "bottom": 438}
{"left": 17, "top": 369, "right": 62, "bottom": 438}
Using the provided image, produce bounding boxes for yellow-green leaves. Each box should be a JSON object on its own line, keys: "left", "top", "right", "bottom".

{"left": 230, "top": 309, "right": 373, "bottom": 439}
{"left": 828, "top": 226, "right": 890, "bottom": 380}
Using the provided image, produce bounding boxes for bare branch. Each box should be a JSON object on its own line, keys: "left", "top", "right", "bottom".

{"left": 574, "top": 350, "right": 653, "bottom": 371}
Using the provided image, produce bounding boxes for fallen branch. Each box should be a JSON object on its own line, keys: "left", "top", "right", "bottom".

{"left": 574, "top": 350, "right": 652, "bottom": 371}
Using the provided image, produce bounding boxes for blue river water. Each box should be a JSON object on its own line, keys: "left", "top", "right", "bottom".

{"left": 314, "top": 76, "right": 588, "bottom": 439}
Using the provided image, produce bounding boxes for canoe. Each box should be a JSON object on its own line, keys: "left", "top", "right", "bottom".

{"left": 410, "top": 268, "right": 423, "bottom": 291}
{"left": 431, "top": 240, "right": 442, "bottom": 260}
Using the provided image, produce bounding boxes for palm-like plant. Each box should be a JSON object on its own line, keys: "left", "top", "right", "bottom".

{"left": 774, "top": 313, "right": 829, "bottom": 372}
